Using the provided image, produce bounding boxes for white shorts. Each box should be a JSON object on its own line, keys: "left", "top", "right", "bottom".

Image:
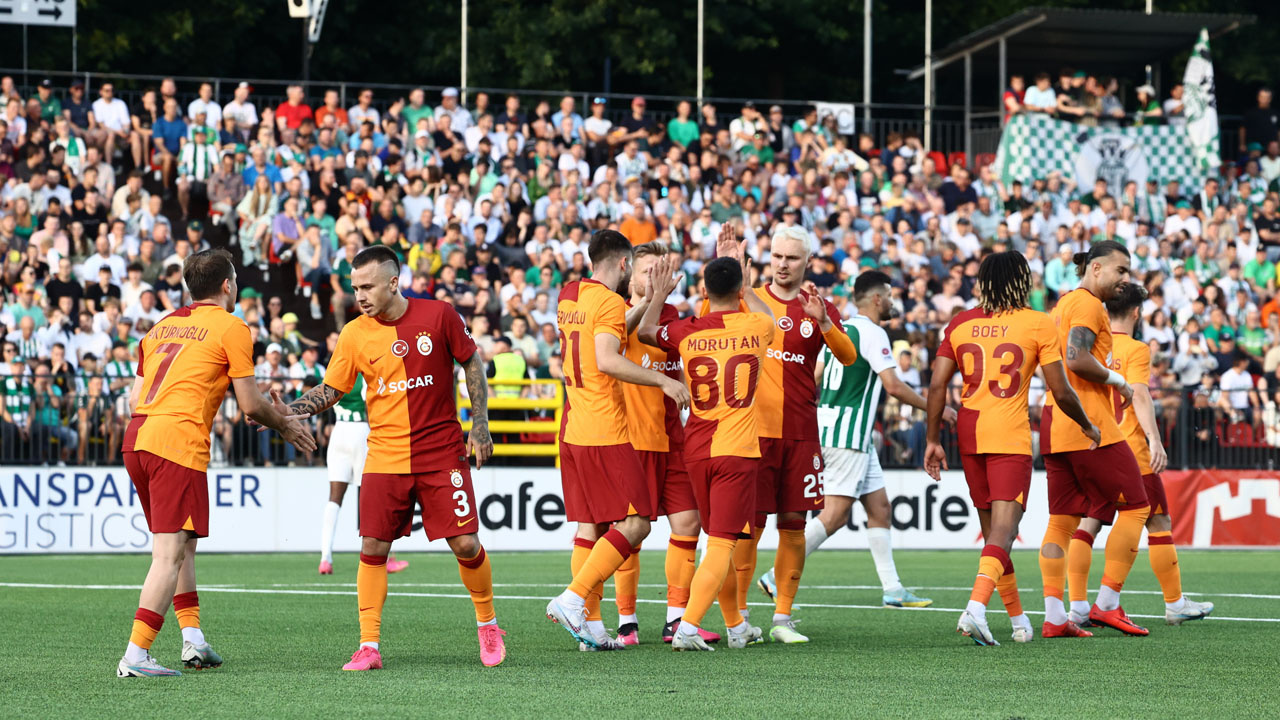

{"left": 821, "top": 446, "right": 884, "bottom": 499}
{"left": 327, "top": 421, "right": 370, "bottom": 486}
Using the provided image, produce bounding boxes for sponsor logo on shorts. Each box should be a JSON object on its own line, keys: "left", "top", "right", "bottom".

{"left": 767, "top": 348, "right": 806, "bottom": 364}
{"left": 450, "top": 470, "right": 464, "bottom": 488}
{"left": 799, "top": 318, "right": 814, "bottom": 338}
{"left": 416, "top": 332, "right": 433, "bottom": 356}
{"left": 777, "top": 316, "right": 794, "bottom": 332}
{"left": 376, "top": 374, "right": 435, "bottom": 395}
{"left": 457, "top": 517, "right": 476, "bottom": 527}
{"left": 813, "top": 453, "right": 821, "bottom": 470}
{"left": 391, "top": 339, "right": 410, "bottom": 358}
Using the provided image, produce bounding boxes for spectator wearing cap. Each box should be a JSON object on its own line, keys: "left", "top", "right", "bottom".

{"left": 33, "top": 78, "right": 62, "bottom": 124}
{"left": 276, "top": 85, "right": 314, "bottom": 132}
{"left": 730, "top": 102, "right": 766, "bottom": 153}
{"left": 617, "top": 96, "right": 654, "bottom": 151}
{"left": 1133, "top": 84, "right": 1163, "bottom": 127}
{"left": 436, "top": 87, "right": 473, "bottom": 132}
{"left": 255, "top": 342, "right": 287, "bottom": 391}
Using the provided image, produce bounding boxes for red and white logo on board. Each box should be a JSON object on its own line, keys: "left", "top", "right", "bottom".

{"left": 391, "top": 339, "right": 410, "bottom": 358}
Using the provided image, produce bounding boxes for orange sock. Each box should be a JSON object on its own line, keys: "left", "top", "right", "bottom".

{"left": 969, "top": 545, "right": 1007, "bottom": 606}
{"left": 1067, "top": 529, "right": 1095, "bottom": 603}
{"left": 1147, "top": 531, "right": 1182, "bottom": 603}
{"left": 570, "top": 538, "right": 604, "bottom": 622}
{"left": 1101, "top": 505, "right": 1150, "bottom": 592}
{"left": 173, "top": 591, "right": 200, "bottom": 630}
{"left": 357, "top": 553, "right": 388, "bottom": 644}
{"left": 457, "top": 547, "right": 496, "bottom": 624}
{"left": 665, "top": 534, "right": 698, "bottom": 610}
{"left": 568, "top": 529, "right": 631, "bottom": 609}
{"left": 998, "top": 572, "right": 1024, "bottom": 617}
{"left": 1039, "top": 514, "right": 1079, "bottom": 599}
{"left": 734, "top": 526, "right": 762, "bottom": 612}
{"left": 683, "top": 537, "right": 736, "bottom": 628}
{"left": 718, "top": 555, "right": 745, "bottom": 628}
{"left": 614, "top": 544, "right": 642, "bottom": 618}
{"left": 129, "top": 608, "right": 163, "bottom": 650}
{"left": 773, "top": 525, "right": 806, "bottom": 617}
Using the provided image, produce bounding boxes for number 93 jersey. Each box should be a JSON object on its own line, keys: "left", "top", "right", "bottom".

{"left": 656, "top": 310, "right": 774, "bottom": 459}
{"left": 936, "top": 306, "right": 1061, "bottom": 456}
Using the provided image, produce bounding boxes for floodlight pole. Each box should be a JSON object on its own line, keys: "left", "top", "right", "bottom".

{"left": 697, "top": 0, "right": 704, "bottom": 109}
{"left": 923, "top": 0, "right": 932, "bottom": 152}
{"left": 461, "top": 0, "right": 469, "bottom": 105}
{"left": 863, "top": 0, "right": 871, "bottom": 127}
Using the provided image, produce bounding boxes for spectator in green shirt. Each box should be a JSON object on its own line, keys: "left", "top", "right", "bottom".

{"left": 1202, "top": 307, "right": 1235, "bottom": 352}
{"left": 1239, "top": 309, "right": 1267, "bottom": 359}
{"left": 667, "top": 100, "right": 699, "bottom": 149}
{"left": 34, "top": 79, "right": 62, "bottom": 123}
{"left": 1244, "top": 246, "right": 1276, "bottom": 295}
{"left": 739, "top": 131, "right": 775, "bottom": 164}
{"left": 402, "top": 88, "right": 435, "bottom": 137}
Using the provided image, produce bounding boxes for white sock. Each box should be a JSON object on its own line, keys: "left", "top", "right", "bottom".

{"left": 359, "top": 641, "right": 379, "bottom": 651}
{"left": 1095, "top": 585, "right": 1120, "bottom": 611}
{"left": 728, "top": 621, "right": 749, "bottom": 634}
{"left": 965, "top": 599, "right": 987, "bottom": 622}
{"left": 676, "top": 620, "right": 698, "bottom": 636}
{"left": 666, "top": 606, "right": 684, "bottom": 623}
{"left": 124, "top": 641, "right": 148, "bottom": 663}
{"left": 181, "top": 626, "right": 205, "bottom": 645}
{"left": 557, "top": 589, "right": 585, "bottom": 613}
{"left": 478, "top": 618, "right": 497, "bottom": 627}
{"left": 772, "top": 613, "right": 791, "bottom": 625}
{"left": 1070, "top": 600, "right": 1090, "bottom": 617}
{"left": 586, "top": 619, "right": 606, "bottom": 635}
{"left": 618, "top": 613, "right": 638, "bottom": 626}
{"left": 1166, "top": 595, "right": 1188, "bottom": 612}
{"left": 803, "top": 517, "right": 830, "bottom": 558}
{"left": 866, "top": 527, "right": 902, "bottom": 592}
{"left": 320, "top": 501, "right": 341, "bottom": 563}
{"left": 1044, "top": 596, "right": 1068, "bottom": 624}
{"left": 1010, "top": 613, "right": 1032, "bottom": 631}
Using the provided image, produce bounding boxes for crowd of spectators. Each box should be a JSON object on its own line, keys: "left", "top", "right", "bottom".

{"left": 2, "top": 73, "right": 1280, "bottom": 468}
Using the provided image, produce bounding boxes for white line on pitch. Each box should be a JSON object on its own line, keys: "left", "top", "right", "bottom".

{"left": 1, "top": 582, "right": 1275, "bottom": 623}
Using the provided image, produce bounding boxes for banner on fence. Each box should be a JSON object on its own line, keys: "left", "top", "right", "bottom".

{"left": 0, "top": 467, "right": 1275, "bottom": 553}
{"left": 994, "top": 113, "right": 1204, "bottom": 194}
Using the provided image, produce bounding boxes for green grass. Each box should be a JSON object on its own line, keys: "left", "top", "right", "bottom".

{"left": 2, "top": 549, "right": 1278, "bottom": 719}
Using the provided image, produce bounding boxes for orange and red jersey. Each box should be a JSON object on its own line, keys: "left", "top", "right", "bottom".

{"left": 704, "top": 286, "right": 857, "bottom": 440}
{"left": 656, "top": 310, "right": 774, "bottom": 459}
{"left": 1112, "top": 332, "right": 1155, "bottom": 475}
{"left": 324, "top": 298, "right": 476, "bottom": 474}
{"left": 937, "top": 307, "right": 1061, "bottom": 456}
{"left": 557, "top": 279, "right": 629, "bottom": 446}
{"left": 1044, "top": 288, "right": 1125, "bottom": 453}
{"left": 623, "top": 301, "right": 684, "bottom": 453}
{"left": 124, "top": 303, "right": 255, "bottom": 472}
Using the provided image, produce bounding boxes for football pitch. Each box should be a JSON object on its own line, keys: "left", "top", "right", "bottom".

{"left": 2, "top": 549, "right": 1277, "bottom": 719}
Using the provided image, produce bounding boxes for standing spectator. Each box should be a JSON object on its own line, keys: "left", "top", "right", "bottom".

{"left": 1002, "top": 75, "right": 1025, "bottom": 122}
{"left": 1022, "top": 73, "right": 1057, "bottom": 114}
{"left": 1240, "top": 88, "right": 1279, "bottom": 158}
{"left": 1164, "top": 83, "right": 1186, "bottom": 131}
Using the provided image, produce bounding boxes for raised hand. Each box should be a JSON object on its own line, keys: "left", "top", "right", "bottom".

{"left": 800, "top": 281, "right": 831, "bottom": 330}
{"left": 649, "top": 253, "right": 681, "bottom": 301}
{"left": 716, "top": 222, "right": 743, "bottom": 263}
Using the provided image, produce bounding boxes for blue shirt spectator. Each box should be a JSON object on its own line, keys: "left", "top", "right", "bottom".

{"left": 152, "top": 115, "right": 187, "bottom": 154}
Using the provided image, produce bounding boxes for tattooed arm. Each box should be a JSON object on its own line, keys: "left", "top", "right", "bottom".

{"left": 1064, "top": 325, "right": 1132, "bottom": 408}
{"left": 287, "top": 383, "right": 345, "bottom": 417}
{"left": 462, "top": 352, "right": 494, "bottom": 468}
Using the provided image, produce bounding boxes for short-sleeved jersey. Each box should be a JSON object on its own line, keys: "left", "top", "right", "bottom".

{"left": 557, "top": 279, "right": 629, "bottom": 446}
{"left": 748, "top": 286, "right": 858, "bottom": 440}
{"left": 323, "top": 298, "right": 476, "bottom": 474}
{"left": 1112, "top": 332, "right": 1154, "bottom": 475}
{"left": 657, "top": 310, "right": 774, "bottom": 459}
{"left": 125, "top": 303, "right": 254, "bottom": 472}
{"left": 1044, "top": 288, "right": 1125, "bottom": 453}
{"left": 622, "top": 301, "right": 684, "bottom": 453}
{"left": 937, "top": 306, "right": 1061, "bottom": 456}
{"left": 817, "top": 313, "right": 896, "bottom": 452}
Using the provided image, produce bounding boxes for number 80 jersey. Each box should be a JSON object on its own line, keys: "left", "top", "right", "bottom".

{"left": 936, "top": 307, "right": 1061, "bottom": 456}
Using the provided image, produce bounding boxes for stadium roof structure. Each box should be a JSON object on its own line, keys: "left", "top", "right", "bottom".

{"left": 907, "top": 7, "right": 1255, "bottom": 81}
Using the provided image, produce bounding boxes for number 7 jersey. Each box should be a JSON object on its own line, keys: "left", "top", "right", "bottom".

{"left": 936, "top": 306, "right": 1061, "bottom": 455}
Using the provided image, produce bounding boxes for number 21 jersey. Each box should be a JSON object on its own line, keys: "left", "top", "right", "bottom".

{"left": 936, "top": 307, "right": 1061, "bottom": 455}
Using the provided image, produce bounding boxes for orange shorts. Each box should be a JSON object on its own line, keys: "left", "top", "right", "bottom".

{"left": 757, "top": 437, "right": 825, "bottom": 514}
{"left": 959, "top": 453, "right": 1033, "bottom": 510}
{"left": 636, "top": 448, "right": 697, "bottom": 520}
{"left": 686, "top": 456, "right": 758, "bottom": 540}
{"left": 359, "top": 467, "right": 479, "bottom": 542}
{"left": 124, "top": 450, "right": 209, "bottom": 537}
{"left": 560, "top": 442, "right": 651, "bottom": 523}
{"left": 1045, "top": 441, "right": 1148, "bottom": 522}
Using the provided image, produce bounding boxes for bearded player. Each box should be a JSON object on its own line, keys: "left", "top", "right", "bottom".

{"left": 758, "top": 270, "right": 952, "bottom": 610}
{"left": 1063, "top": 282, "right": 1214, "bottom": 626}
{"left": 612, "top": 241, "right": 721, "bottom": 646}
{"left": 117, "top": 249, "right": 315, "bottom": 678}
{"left": 640, "top": 253, "right": 774, "bottom": 651}
{"left": 285, "top": 245, "right": 506, "bottom": 670}
{"left": 544, "top": 230, "right": 691, "bottom": 650}
{"left": 1040, "top": 241, "right": 1152, "bottom": 638}
{"left": 924, "top": 251, "right": 1099, "bottom": 646}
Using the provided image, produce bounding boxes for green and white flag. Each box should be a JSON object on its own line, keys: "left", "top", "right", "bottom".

{"left": 1182, "top": 27, "right": 1220, "bottom": 174}
{"left": 994, "top": 113, "right": 1203, "bottom": 195}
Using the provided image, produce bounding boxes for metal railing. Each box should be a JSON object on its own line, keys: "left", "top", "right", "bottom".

{"left": 457, "top": 378, "right": 563, "bottom": 465}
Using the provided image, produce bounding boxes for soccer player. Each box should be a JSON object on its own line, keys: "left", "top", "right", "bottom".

{"left": 544, "top": 230, "right": 691, "bottom": 650}
{"left": 639, "top": 253, "right": 774, "bottom": 651}
{"left": 923, "top": 251, "right": 1099, "bottom": 646}
{"left": 758, "top": 270, "right": 952, "bottom": 610}
{"left": 1064, "top": 283, "right": 1214, "bottom": 625}
{"left": 613, "top": 241, "right": 720, "bottom": 646}
{"left": 117, "top": 249, "right": 316, "bottom": 678}
{"left": 726, "top": 224, "right": 858, "bottom": 644}
{"left": 1040, "top": 241, "right": 1152, "bottom": 637}
{"left": 284, "top": 245, "right": 506, "bottom": 670}
{"left": 317, "top": 375, "right": 409, "bottom": 576}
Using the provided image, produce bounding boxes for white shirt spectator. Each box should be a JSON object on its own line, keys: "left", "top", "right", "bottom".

{"left": 1164, "top": 214, "right": 1202, "bottom": 240}
{"left": 70, "top": 330, "right": 112, "bottom": 364}
{"left": 348, "top": 105, "right": 380, "bottom": 129}
{"left": 125, "top": 303, "right": 165, "bottom": 328}
{"left": 82, "top": 252, "right": 128, "bottom": 285}
{"left": 92, "top": 97, "right": 131, "bottom": 133}
{"left": 187, "top": 98, "right": 222, "bottom": 126}
{"left": 952, "top": 231, "right": 982, "bottom": 259}
{"left": 120, "top": 280, "right": 153, "bottom": 310}
{"left": 1220, "top": 367, "right": 1254, "bottom": 410}
{"left": 1023, "top": 85, "right": 1057, "bottom": 111}
{"left": 558, "top": 153, "right": 589, "bottom": 180}
{"left": 223, "top": 99, "right": 259, "bottom": 129}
